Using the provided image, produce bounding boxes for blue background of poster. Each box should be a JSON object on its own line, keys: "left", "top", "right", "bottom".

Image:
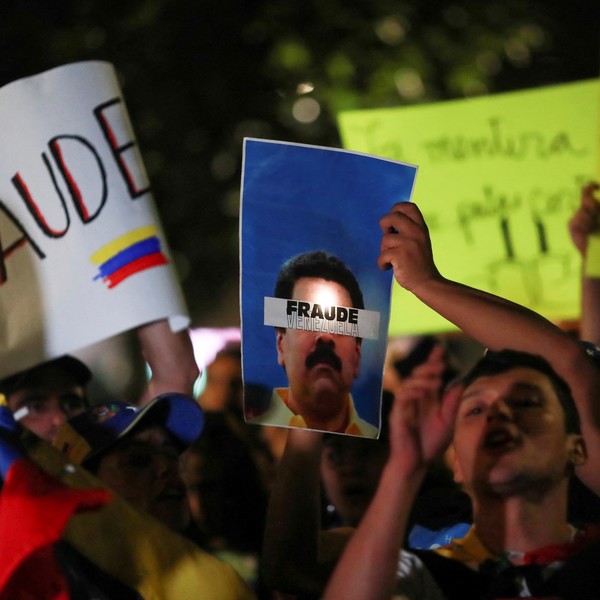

{"left": 240, "top": 138, "right": 417, "bottom": 433}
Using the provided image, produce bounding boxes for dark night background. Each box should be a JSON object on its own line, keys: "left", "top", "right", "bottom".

{"left": 2, "top": 0, "right": 599, "bottom": 328}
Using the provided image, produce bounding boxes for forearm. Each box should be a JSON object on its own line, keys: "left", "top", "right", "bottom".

{"left": 136, "top": 320, "right": 199, "bottom": 405}
{"left": 411, "top": 275, "right": 600, "bottom": 402}
{"left": 580, "top": 276, "right": 600, "bottom": 346}
{"left": 323, "top": 463, "right": 425, "bottom": 600}
{"left": 261, "top": 428, "right": 330, "bottom": 594}
{"left": 411, "top": 276, "right": 574, "bottom": 358}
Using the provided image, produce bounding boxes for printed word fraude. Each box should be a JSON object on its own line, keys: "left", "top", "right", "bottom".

{"left": 263, "top": 297, "right": 380, "bottom": 340}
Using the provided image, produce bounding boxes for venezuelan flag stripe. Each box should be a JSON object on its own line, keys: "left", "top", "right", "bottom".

{"left": 91, "top": 226, "right": 169, "bottom": 288}
{"left": 104, "top": 252, "right": 168, "bottom": 288}
{"left": 90, "top": 226, "right": 158, "bottom": 265}
{"left": 93, "top": 237, "right": 162, "bottom": 280}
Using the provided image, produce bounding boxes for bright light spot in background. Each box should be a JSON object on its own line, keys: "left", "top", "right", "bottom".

{"left": 375, "top": 16, "right": 406, "bottom": 45}
{"left": 504, "top": 37, "right": 531, "bottom": 67}
{"left": 519, "top": 24, "right": 546, "bottom": 49}
{"left": 189, "top": 327, "right": 241, "bottom": 397}
{"left": 394, "top": 68, "right": 425, "bottom": 100}
{"left": 211, "top": 151, "right": 237, "bottom": 181}
{"left": 296, "top": 81, "right": 315, "bottom": 94}
{"left": 292, "top": 97, "right": 321, "bottom": 123}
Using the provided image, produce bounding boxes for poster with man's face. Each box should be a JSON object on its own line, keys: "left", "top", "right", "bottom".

{"left": 240, "top": 139, "right": 417, "bottom": 438}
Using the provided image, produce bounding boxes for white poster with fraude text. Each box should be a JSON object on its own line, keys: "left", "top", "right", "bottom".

{"left": 0, "top": 61, "right": 188, "bottom": 379}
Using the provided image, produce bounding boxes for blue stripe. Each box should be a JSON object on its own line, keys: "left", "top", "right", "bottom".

{"left": 0, "top": 406, "right": 25, "bottom": 478}
{"left": 94, "top": 237, "right": 161, "bottom": 280}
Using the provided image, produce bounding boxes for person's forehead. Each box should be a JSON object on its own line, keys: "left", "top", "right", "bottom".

{"left": 462, "top": 366, "right": 557, "bottom": 400}
{"left": 292, "top": 277, "right": 352, "bottom": 304}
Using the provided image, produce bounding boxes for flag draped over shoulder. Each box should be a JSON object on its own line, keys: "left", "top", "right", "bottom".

{"left": 31, "top": 443, "right": 256, "bottom": 600}
{"left": 0, "top": 398, "right": 111, "bottom": 599}
{"left": 0, "top": 396, "right": 255, "bottom": 600}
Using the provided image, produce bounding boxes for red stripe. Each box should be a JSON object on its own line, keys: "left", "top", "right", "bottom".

{"left": 105, "top": 252, "right": 168, "bottom": 288}
{"left": 52, "top": 141, "right": 87, "bottom": 220}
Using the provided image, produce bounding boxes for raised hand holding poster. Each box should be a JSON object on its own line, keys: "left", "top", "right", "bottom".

{"left": 339, "top": 79, "right": 600, "bottom": 335}
{"left": 0, "top": 62, "right": 189, "bottom": 379}
{"left": 240, "top": 138, "right": 417, "bottom": 437}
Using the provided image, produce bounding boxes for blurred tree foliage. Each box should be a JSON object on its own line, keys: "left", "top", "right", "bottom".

{"left": 1, "top": 0, "right": 598, "bottom": 325}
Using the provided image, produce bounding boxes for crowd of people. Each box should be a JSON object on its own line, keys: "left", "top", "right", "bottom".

{"left": 1, "top": 181, "right": 600, "bottom": 599}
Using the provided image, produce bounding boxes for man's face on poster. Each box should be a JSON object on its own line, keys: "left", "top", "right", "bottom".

{"left": 276, "top": 277, "right": 362, "bottom": 416}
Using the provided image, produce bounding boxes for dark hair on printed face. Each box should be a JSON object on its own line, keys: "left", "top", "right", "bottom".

{"left": 460, "top": 349, "right": 581, "bottom": 435}
{"left": 274, "top": 250, "right": 364, "bottom": 310}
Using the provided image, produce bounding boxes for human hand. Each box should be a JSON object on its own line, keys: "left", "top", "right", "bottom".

{"left": 569, "top": 181, "right": 600, "bottom": 256}
{"left": 378, "top": 203, "right": 441, "bottom": 293}
{"left": 402, "top": 343, "right": 447, "bottom": 400}
{"left": 388, "top": 377, "right": 462, "bottom": 478}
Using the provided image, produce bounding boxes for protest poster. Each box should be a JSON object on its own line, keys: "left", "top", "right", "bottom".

{"left": 0, "top": 61, "right": 189, "bottom": 379}
{"left": 240, "top": 138, "right": 417, "bottom": 437}
{"left": 339, "top": 79, "right": 600, "bottom": 335}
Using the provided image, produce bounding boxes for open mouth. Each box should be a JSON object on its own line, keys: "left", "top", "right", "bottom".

{"left": 482, "top": 429, "right": 518, "bottom": 451}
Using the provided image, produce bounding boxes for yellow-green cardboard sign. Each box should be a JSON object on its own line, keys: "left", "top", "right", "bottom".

{"left": 338, "top": 79, "right": 600, "bottom": 335}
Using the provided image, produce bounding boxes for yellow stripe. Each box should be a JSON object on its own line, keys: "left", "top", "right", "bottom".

{"left": 90, "top": 225, "right": 158, "bottom": 265}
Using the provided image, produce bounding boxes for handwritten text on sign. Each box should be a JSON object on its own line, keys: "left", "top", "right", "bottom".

{"left": 339, "top": 79, "right": 600, "bottom": 334}
{"left": 0, "top": 96, "right": 149, "bottom": 282}
{"left": 0, "top": 61, "right": 187, "bottom": 379}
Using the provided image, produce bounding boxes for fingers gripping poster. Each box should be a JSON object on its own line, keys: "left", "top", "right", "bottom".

{"left": 240, "top": 138, "right": 417, "bottom": 438}
{"left": 0, "top": 62, "right": 189, "bottom": 379}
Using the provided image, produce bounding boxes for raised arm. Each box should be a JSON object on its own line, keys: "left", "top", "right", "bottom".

{"left": 569, "top": 181, "right": 600, "bottom": 346}
{"left": 136, "top": 319, "right": 199, "bottom": 406}
{"left": 378, "top": 202, "right": 600, "bottom": 495}
{"left": 261, "top": 427, "right": 352, "bottom": 595}
{"left": 323, "top": 381, "right": 462, "bottom": 600}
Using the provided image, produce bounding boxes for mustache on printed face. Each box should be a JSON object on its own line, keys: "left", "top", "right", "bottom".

{"left": 305, "top": 343, "right": 342, "bottom": 372}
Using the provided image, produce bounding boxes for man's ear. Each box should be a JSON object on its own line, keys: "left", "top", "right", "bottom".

{"left": 276, "top": 329, "right": 286, "bottom": 367}
{"left": 568, "top": 434, "right": 587, "bottom": 469}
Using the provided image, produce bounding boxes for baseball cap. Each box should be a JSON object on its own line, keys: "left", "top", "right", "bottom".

{"left": 54, "top": 392, "right": 204, "bottom": 466}
{"left": 0, "top": 355, "right": 92, "bottom": 396}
